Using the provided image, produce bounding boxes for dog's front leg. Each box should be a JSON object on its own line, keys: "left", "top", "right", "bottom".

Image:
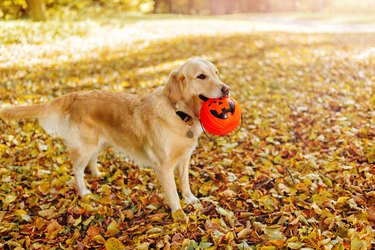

{"left": 177, "top": 156, "right": 199, "bottom": 204}
{"left": 154, "top": 166, "right": 182, "bottom": 213}
{"left": 70, "top": 150, "right": 93, "bottom": 197}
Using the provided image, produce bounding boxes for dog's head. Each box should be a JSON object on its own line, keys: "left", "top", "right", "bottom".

{"left": 165, "top": 58, "right": 230, "bottom": 112}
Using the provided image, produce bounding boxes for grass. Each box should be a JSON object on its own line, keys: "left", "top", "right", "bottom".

{"left": 1, "top": 11, "right": 374, "bottom": 45}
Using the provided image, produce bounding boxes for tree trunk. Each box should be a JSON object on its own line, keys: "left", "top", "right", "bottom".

{"left": 166, "top": 0, "right": 173, "bottom": 13}
{"left": 187, "top": 0, "right": 194, "bottom": 14}
{"left": 153, "top": 0, "right": 160, "bottom": 13}
{"left": 224, "top": 0, "right": 233, "bottom": 14}
{"left": 210, "top": 0, "right": 218, "bottom": 15}
{"left": 28, "top": 0, "right": 46, "bottom": 21}
{"left": 291, "top": 0, "right": 296, "bottom": 11}
{"left": 312, "top": 0, "right": 327, "bottom": 12}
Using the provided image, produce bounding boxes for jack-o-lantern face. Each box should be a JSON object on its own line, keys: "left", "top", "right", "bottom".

{"left": 200, "top": 97, "right": 241, "bottom": 136}
{"left": 208, "top": 98, "right": 235, "bottom": 119}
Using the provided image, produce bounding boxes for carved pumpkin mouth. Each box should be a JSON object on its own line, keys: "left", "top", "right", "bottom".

{"left": 199, "top": 95, "right": 209, "bottom": 102}
{"left": 208, "top": 98, "right": 236, "bottom": 119}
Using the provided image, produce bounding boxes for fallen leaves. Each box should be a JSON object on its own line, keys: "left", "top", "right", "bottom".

{"left": 2, "top": 194, "right": 17, "bottom": 210}
{"left": 105, "top": 237, "right": 126, "bottom": 250}
{"left": 45, "top": 219, "right": 63, "bottom": 239}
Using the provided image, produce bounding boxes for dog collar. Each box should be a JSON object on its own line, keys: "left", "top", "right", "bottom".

{"left": 167, "top": 97, "right": 195, "bottom": 138}
{"left": 168, "top": 97, "right": 194, "bottom": 125}
{"left": 176, "top": 110, "right": 194, "bottom": 138}
{"left": 176, "top": 111, "right": 192, "bottom": 124}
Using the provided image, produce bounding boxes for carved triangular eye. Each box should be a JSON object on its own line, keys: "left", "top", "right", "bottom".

{"left": 209, "top": 100, "right": 235, "bottom": 119}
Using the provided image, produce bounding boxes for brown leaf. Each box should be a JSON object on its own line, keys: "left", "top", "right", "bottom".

{"left": 87, "top": 225, "right": 101, "bottom": 237}
{"left": 171, "top": 233, "right": 184, "bottom": 244}
{"left": 205, "top": 220, "right": 221, "bottom": 232}
{"left": 368, "top": 206, "right": 375, "bottom": 221}
{"left": 35, "top": 217, "right": 47, "bottom": 230}
{"left": 45, "top": 219, "right": 62, "bottom": 239}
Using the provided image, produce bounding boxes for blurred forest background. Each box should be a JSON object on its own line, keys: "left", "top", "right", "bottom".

{"left": 2, "top": 0, "right": 375, "bottom": 21}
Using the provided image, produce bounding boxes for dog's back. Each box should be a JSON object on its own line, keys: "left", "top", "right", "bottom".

{"left": 0, "top": 90, "right": 152, "bottom": 160}
{"left": 0, "top": 90, "right": 154, "bottom": 195}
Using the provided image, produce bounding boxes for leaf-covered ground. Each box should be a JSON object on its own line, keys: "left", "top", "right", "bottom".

{"left": 0, "top": 14, "right": 374, "bottom": 249}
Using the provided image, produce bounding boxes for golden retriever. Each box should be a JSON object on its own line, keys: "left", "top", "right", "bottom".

{"left": 0, "top": 58, "right": 230, "bottom": 214}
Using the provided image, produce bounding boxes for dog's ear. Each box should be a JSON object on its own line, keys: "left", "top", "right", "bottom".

{"left": 165, "top": 68, "right": 185, "bottom": 102}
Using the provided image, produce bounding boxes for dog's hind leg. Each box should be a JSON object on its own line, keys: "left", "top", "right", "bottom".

{"left": 88, "top": 152, "right": 102, "bottom": 177}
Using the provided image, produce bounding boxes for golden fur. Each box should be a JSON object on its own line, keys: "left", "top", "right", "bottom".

{"left": 0, "top": 58, "right": 230, "bottom": 213}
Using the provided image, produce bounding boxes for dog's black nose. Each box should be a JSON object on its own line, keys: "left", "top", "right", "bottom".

{"left": 221, "top": 87, "right": 230, "bottom": 97}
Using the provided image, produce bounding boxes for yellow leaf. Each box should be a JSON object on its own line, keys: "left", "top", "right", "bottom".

{"left": 172, "top": 209, "right": 186, "bottom": 221}
{"left": 106, "top": 220, "right": 120, "bottom": 236}
{"left": 65, "top": 229, "right": 81, "bottom": 245}
{"left": 237, "top": 227, "right": 251, "bottom": 239}
{"left": 93, "top": 235, "right": 106, "bottom": 244}
{"left": 38, "top": 180, "right": 50, "bottom": 194}
{"left": 105, "top": 237, "right": 125, "bottom": 250}
{"left": 260, "top": 195, "right": 277, "bottom": 212}
{"left": 38, "top": 209, "right": 56, "bottom": 220}
{"left": 322, "top": 177, "right": 333, "bottom": 187}
{"left": 288, "top": 242, "right": 304, "bottom": 249}
{"left": 351, "top": 237, "right": 367, "bottom": 250}
{"left": 136, "top": 242, "right": 150, "bottom": 250}
{"left": 108, "top": 169, "right": 123, "bottom": 182}
{"left": 73, "top": 216, "right": 82, "bottom": 226}
{"left": 336, "top": 196, "right": 350, "bottom": 205}
{"left": 3, "top": 194, "right": 16, "bottom": 209}
{"left": 225, "top": 231, "right": 234, "bottom": 241}
{"left": 16, "top": 209, "right": 31, "bottom": 222}
{"left": 260, "top": 246, "right": 276, "bottom": 250}
{"left": 83, "top": 215, "right": 95, "bottom": 226}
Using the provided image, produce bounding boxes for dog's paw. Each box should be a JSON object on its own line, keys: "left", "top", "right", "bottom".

{"left": 172, "top": 209, "right": 186, "bottom": 221}
{"left": 92, "top": 171, "right": 103, "bottom": 178}
{"left": 184, "top": 194, "right": 200, "bottom": 205}
{"left": 79, "top": 188, "right": 92, "bottom": 197}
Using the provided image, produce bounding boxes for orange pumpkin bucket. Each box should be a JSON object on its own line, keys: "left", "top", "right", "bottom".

{"left": 200, "top": 97, "right": 242, "bottom": 136}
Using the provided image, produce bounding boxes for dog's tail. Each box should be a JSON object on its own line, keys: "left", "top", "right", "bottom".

{"left": 0, "top": 104, "right": 46, "bottom": 121}
{"left": 0, "top": 93, "right": 77, "bottom": 122}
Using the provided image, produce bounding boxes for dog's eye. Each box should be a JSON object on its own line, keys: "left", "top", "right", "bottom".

{"left": 197, "top": 74, "right": 206, "bottom": 80}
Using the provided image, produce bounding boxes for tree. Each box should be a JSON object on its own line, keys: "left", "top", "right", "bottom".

{"left": 312, "top": 0, "right": 329, "bottom": 12}
{"left": 187, "top": 0, "right": 194, "bottom": 14}
{"left": 154, "top": 0, "right": 160, "bottom": 13}
{"left": 28, "top": 0, "right": 46, "bottom": 21}
{"left": 209, "top": 0, "right": 218, "bottom": 15}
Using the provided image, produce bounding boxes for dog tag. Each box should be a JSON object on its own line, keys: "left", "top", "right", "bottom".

{"left": 186, "top": 130, "right": 194, "bottom": 138}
